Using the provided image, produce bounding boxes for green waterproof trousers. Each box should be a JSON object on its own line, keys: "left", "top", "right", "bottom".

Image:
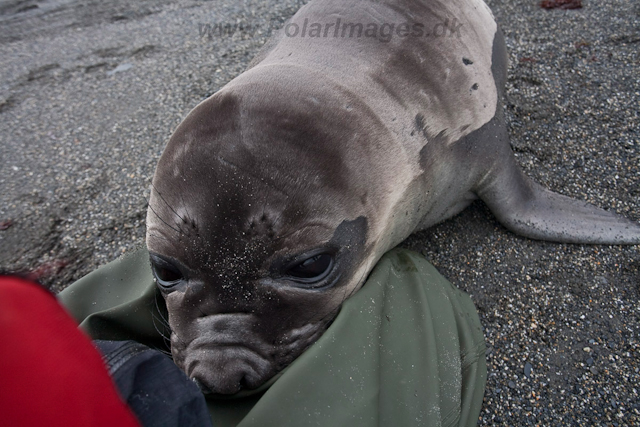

{"left": 59, "top": 248, "right": 486, "bottom": 426}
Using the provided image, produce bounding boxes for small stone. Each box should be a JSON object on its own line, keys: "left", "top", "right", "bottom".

{"left": 107, "top": 63, "right": 133, "bottom": 76}
{"left": 583, "top": 347, "right": 591, "bottom": 352}
{"left": 508, "top": 380, "right": 516, "bottom": 389}
{"left": 524, "top": 362, "right": 532, "bottom": 377}
{"left": 586, "top": 357, "right": 594, "bottom": 366}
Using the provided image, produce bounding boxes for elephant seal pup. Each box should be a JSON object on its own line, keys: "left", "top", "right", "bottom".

{"left": 146, "top": 0, "right": 640, "bottom": 395}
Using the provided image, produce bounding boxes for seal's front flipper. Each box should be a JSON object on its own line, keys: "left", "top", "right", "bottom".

{"left": 477, "top": 158, "right": 640, "bottom": 244}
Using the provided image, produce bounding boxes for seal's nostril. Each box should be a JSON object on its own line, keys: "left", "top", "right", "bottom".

{"left": 192, "top": 378, "right": 213, "bottom": 395}
{"left": 239, "top": 375, "right": 249, "bottom": 389}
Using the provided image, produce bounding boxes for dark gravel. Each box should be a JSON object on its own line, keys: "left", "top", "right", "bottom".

{"left": 1, "top": 0, "right": 638, "bottom": 425}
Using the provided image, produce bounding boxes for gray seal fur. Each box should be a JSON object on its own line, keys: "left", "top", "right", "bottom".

{"left": 146, "top": 0, "right": 640, "bottom": 395}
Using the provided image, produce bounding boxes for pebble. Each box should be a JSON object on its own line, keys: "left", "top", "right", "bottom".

{"left": 106, "top": 63, "right": 133, "bottom": 76}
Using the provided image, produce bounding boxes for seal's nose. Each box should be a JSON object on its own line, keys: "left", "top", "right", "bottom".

{"left": 192, "top": 372, "right": 252, "bottom": 395}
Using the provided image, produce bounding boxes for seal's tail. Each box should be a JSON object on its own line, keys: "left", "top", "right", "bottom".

{"left": 476, "top": 156, "right": 640, "bottom": 245}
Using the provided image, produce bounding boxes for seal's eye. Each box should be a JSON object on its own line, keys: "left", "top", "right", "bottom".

{"left": 286, "top": 253, "right": 333, "bottom": 283}
{"left": 150, "top": 255, "right": 184, "bottom": 288}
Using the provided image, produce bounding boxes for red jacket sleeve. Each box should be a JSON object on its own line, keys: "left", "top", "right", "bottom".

{"left": 0, "top": 276, "right": 141, "bottom": 427}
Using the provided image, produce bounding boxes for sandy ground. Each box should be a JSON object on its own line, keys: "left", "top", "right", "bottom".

{"left": 1, "top": 0, "right": 638, "bottom": 425}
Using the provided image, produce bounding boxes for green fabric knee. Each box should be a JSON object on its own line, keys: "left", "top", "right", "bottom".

{"left": 59, "top": 248, "right": 486, "bottom": 426}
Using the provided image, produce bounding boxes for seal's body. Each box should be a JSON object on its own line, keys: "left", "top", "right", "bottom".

{"left": 147, "top": 0, "right": 640, "bottom": 395}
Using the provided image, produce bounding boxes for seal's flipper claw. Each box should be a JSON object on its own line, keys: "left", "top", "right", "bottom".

{"left": 477, "top": 160, "right": 640, "bottom": 245}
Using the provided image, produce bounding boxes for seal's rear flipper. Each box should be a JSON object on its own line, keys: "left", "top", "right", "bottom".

{"left": 477, "top": 160, "right": 640, "bottom": 244}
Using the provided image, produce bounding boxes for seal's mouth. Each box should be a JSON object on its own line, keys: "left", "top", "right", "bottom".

{"left": 167, "top": 309, "right": 338, "bottom": 395}
{"left": 176, "top": 341, "right": 275, "bottom": 395}
{"left": 189, "top": 361, "right": 268, "bottom": 395}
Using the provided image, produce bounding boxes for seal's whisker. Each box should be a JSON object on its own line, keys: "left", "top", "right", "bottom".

{"left": 148, "top": 203, "right": 183, "bottom": 235}
{"left": 152, "top": 306, "right": 170, "bottom": 327}
{"left": 145, "top": 194, "right": 177, "bottom": 235}
{"left": 178, "top": 150, "right": 197, "bottom": 232}
{"left": 151, "top": 312, "right": 172, "bottom": 354}
{"left": 180, "top": 192, "right": 195, "bottom": 227}
{"left": 259, "top": 192, "right": 268, "bottom": 220}
{"left": 151, "top": 290, "right": 173, "bottom": 353}
{"left": 196, "top": 305, "right": 209, "bottom": 320}
{"left": 270, "top": 199, "right": 288, "bottom": 231}
{"left": 153, "top": 293, "right": 170, "bottom": 326}
{"left": 146, "top": 231, "right": 173, "bottom": 243}
{"left": 151, "top": 183, "right": 189, "bottom": 225}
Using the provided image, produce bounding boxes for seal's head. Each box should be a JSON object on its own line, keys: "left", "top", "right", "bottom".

{"left": 146, "top": 69, "right": 394, "bottom": 394}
